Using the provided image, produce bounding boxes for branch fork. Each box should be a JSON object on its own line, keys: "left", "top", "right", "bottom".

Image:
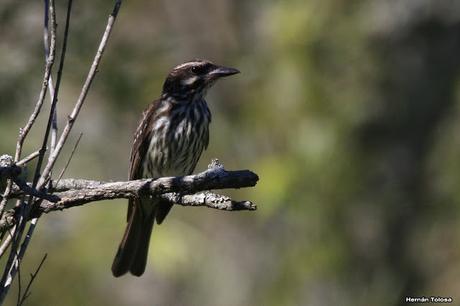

{"left": 0, "top": 159, "right": 258, "bottom": 233}
{"left": 0, "top": 0, "right": 258, "bottom": 301}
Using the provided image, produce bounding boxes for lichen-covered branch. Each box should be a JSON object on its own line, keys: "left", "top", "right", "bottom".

{"left": 0, "top": 164, "right": 259, "bottom": 233}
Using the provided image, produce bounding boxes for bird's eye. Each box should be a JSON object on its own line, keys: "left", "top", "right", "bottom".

{"left": 190, "top": 65, "right": 206, "bottom": 75}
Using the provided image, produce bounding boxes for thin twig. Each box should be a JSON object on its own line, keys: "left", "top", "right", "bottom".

{"left": 50, "top": 83, "right": 57, "bottom": 154}
{"left": 16, "top": 260, "right": 21, "bottom": 306}
{"left": 4, "top": 0, "right": 57, "bottom": 225}
{"left": 44, "top": 0, "right": 58, "bottom": 155}
{"left": 56, "top": 132, "right": 83, "bottom": 184}
{"left": 13, "top": 2, "right": 57, "bottom": 163}
{"left": 45, "top": 0, "right": 73, "bottom": 187}
{"left": 16, "top": 150, "right": 41, "bottom": 167}
{"left": 0, "top": 1, "right": 57, "bottom": 302}
{"left": 33, "top": 0, "right": 73, "bottom": 191}
{"left": 17, "top": 254, "right": 47, "bottom": 306}
{"left": 0, "top": 0, "right": 72, "bottom": 299}
{"left": 0, "top": 2, "right": 122, "bottom": 302}
{"left": 38, "top": 0, "right": 122, "bottom": 189}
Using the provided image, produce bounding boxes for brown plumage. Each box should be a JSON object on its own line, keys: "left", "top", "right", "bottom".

{"left": 112, "top": 60, "right": 239, "bottom": 277}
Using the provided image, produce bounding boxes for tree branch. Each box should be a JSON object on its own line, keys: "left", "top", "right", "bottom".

{"left": 160, "top": 192, "right": 257, "bottom": 211}
{"left": 37, "top": 0, "right": 122, "bottom": 189}
{"left": 1, "top": 163, "right": 258, "bottom": 232}
{"left": 0, "top": 1, "right": 122, "bottom": 302}
{"left": 0, "top": 2, "right": 58, "bottom": 301}
{"left": 0, "top": 156, "right": 21, "bottom": 182}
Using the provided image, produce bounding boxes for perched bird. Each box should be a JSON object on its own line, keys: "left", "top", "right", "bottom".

{"left": 112, "top": 59, "right": 239, "bottom": 277}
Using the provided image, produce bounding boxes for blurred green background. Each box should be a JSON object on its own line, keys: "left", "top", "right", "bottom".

{"left": 1, "top": 0, "right": 460, "bottom": 305}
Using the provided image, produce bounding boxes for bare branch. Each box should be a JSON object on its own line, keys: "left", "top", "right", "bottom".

{"left": 0, "top": 156, "right": 57, "bottom": 203}
{"left": 16, "top": 151, "right": 41, "bottom": 167}
{"left": 0, "top": 227, "right": 15, "bottom": 258}
{"left": 13, "top": 0, "right": 57, "bottom": 163}
{"left": 34, "top": 0, "right": 73, "bottom": 190}
{"left": 15, "top": 260, "right": 21, "bottom": 306}
{"left": 53, "top": 164, "right": 258, "bottom": 194}
{"left": 0, "top": 2, "right": 123, "bottom": 302}
{"left": 44, "top": 166, "right": 258, "bottom": 211}
{"left": 0, "top": 0, "right": 258, "bottom": 302}
{"left": 38, "top": 0, "right": 122, "bottom": 189}
{"left": 0, "top": 165, "right": 258, "bottom": 232}
{"left": 0, "top": 155, "right": 16, "bottom": 220}
{"left": 11, "top": 179, "right": 59, "bottom": 203}
{"left": 0, "top": 156, "right": 21, "bottom": 181}
{"left": 56, "top": 132, "right": 83, "bottom": 184}
{"left": 161, "top": 192, "right": 257, "bottom": 211}
{"left": 43, "top": 0, "right": 57, "bottom": 155}
{"left": 17, "top": 254, "right": 47, "bottom": 306}
{"left": 0, "top": 0, "right": 57, "bottom": 301}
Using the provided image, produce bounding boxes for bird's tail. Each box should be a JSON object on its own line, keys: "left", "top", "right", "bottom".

{"left": 111, "top": 198, "right": 156, "bottom": 277}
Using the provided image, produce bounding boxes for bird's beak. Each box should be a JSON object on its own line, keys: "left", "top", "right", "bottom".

{"left": 209, "top": 66, "right": 240, "bottom": 78}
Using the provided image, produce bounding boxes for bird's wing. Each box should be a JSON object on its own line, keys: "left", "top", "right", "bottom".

{"left": 127, "top": 99, "right": 159, "bottom": 221}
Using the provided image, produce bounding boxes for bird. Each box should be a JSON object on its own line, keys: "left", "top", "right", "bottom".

{"left": 111, "top": 59, "right": 239, "bottom": 277}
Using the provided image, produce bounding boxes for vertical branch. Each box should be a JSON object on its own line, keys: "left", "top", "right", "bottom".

{"left": 43, "top": 0, "right": 58, "bottom": 154}
{"left": 0, "top": 1, "right": 57, "bottom": 302}
{"left": 13, "top": 2, "right": 57, "bottom": 164}
{"left": 2, "top": 0, "right": 57, "bottom": 221}
{"left": 0, "top": 1, "right": 123, "bottom": 303}
{"left": 0, "top": 227, "right": 15, "bottom": 258}
{"left": 10, "top": 0, "right": 75, "bottom": 275}
{"left": 0, "top": 184, "right": 12, "bottom": 221}
{"left": 0, "top": 1, "right": 122, "bottom": 303}
{"left": 0, "top": 154, "right": 15, "bottom": 219}
{"left": 56, "top": 132, "right": 83, "bottom": 184}
{"left": 37, "top": 0, "right": 123, "bottom": 189}
{"left": 34, "top": 0, "right": 74, "bottom": 190}
{"left": 17, "top": 254, "right": 47, "bottom": 306}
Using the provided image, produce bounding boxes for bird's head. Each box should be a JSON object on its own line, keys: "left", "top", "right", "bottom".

{"left": 162, "top": 59, "right": 239, "bottom": 100}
